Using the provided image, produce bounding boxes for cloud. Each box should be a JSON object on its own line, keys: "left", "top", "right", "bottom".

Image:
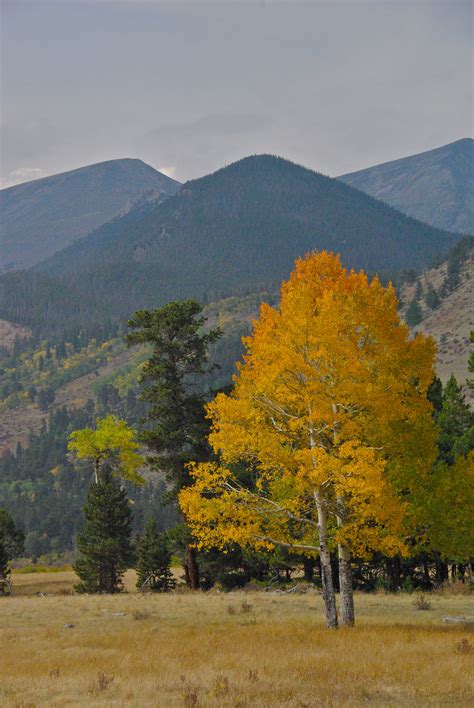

{"left": 157, "top": 166, "right": 177, "bottom": 179}
{"left": 1, "top": 167, "right": 47, "bottom": 189}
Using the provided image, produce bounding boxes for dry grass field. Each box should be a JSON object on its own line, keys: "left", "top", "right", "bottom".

{"left": 1, "top": 571, "right": 473, "bottom": 706}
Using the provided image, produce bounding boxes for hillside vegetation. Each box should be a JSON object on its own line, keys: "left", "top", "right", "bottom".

{"left": 0, "top": 158, "right": 180, "bottom": 270}
{"left": 0, "top": 239, "right": 471, "bottom": 455}
{"left": 399, "top": 236, "right": 473, "bottom": 400}
{"left": 339, "top": 138, "right": 473, "bottom": 234}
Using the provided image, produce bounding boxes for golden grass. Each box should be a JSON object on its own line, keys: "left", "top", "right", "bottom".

{"left": 1, "top": 573, "right": 473, "bottom": 706}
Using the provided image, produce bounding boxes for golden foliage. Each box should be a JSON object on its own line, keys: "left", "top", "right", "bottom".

{"left": 180, "top": 251, "right": 438, "bottom": 557}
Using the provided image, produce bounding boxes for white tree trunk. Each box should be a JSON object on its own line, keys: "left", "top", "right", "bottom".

{"left": 315, "top": 491, "right": 338, "bottom": 629}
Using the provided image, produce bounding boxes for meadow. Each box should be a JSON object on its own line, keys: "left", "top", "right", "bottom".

{"left": 1, "top": 571, "right": 473, "bottom": 706}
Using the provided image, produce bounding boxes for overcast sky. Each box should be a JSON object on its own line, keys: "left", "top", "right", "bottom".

{"left": 1, "top": 0, "right": 472, "bottom": 188}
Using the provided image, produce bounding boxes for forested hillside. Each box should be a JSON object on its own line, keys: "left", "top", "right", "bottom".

{"left": 400, "top": 236, "right": 473, "bottom": 397}
{"left": 0, "top": 158, "right": 180, "bottom": 270}
{"left": 0, "top": 292, "right": 274, "bottom": 555}
{"left": 0, "top": 236, "right": 472, "bottom": 557}
{"left": 339, "top": 138, "right": 473, "bottom": 234}
{"left": 0, "top": 155, "right": 457, "bottom": 344}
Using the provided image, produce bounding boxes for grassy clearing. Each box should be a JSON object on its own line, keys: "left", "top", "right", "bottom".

{"left": 1, "top": 573, "right": 473, "bottom": 706}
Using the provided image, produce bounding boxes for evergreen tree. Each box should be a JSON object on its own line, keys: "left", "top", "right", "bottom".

{"left": 37, "top": 386, "right": 55, "bottom": 411}
{"left": 74, "top": 468, "right": 133, "bottom": 594}
{"left": 437, "top": 375, "right": 474, "bottom": 464}
{"left": 424, "top": 284, "right": 440, "bottom": 311}
{"left": 0, "top": 509, "right": 24, "bottom": 593}
{"left": 468, "top": 330, "right": 474, "bottom": 390}
{"left": 405, "top": 298, "right": 423, "bottom": 326}
{"left": 0, "top": 540, "right": 9, "bottom": 584}
{"left": 135, "top": 518, "right": 176, "bottom": 592}
{"left": 427, "top": 376, "right": 443, "bottom": 414}
{"left": 126, "top": 300, "right": 221, "bottom": 589}
{"left": 442, "top": 250, "right": 462, "bottom": 294}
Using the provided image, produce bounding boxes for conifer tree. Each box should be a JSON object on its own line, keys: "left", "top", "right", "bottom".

{"left": 136, "top": 518, "right": 176, "bottom": 592}
{"left": 406, "top": 298, "right": 423, "bottom": 326}
{"left": 437, "top": 374, "right": 474, "bottom": 464}
{"left": 468, "top": 331, "right": 474, "bottom": 390}
{"left": 0, "top": 508, "right": 25, "bottom": 559}
{"left": 126, "top": 300, "right": 220, "bottom": 589}
{"left": 424, "top": 284, "right": 440, "bottom": 311}
{"left": 74, "top": 467, "right": 133, "bottom": 593}
{"left": 427, "top": 376, "right": 443, "bottom": 414}
{"left": 0, "top": 540, "right": 10, "bottom": 582}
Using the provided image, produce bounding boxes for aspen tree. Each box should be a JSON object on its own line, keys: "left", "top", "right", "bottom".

{"left": 180, "top": 252, "right": 437, "bottom": 627}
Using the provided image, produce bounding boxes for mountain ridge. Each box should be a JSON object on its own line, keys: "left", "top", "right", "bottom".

{"left": 0, "top": 158, "right": 181, "bottom": 270}
{"left": 338, "top": 138, "right": 473, "bottom": 234}
{"left": 0, "top": 154, "right": 458, "bottom": 343}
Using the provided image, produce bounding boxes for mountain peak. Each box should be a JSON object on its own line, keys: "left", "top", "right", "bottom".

{"left": 0, "top": 159, "right": 181, "bottom": 269}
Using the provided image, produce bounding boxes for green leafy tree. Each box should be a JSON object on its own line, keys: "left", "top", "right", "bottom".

{"left": 135, "top": 518, "right": 176, "bottom": 592}
{"left": 126, "top": 300, "right": 220, "bottom": 589}
{"left": 74, "top": 467, "right": 134, "bottom": 593}
{"left": 421, "top": 453, "right": 474, "bottom": 561}
{"left": 68, "top": 415, "right": 143, "bottom": 484}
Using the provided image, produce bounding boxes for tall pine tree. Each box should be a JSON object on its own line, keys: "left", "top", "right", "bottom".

{"left": 126, "top": 300, "right": 220, "bottom": 589}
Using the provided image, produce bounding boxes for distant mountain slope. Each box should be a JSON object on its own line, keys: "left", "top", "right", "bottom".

{"left": 0, "top": 158, "right": 180, "bottom": 269}
{"left": 20, "top": 154, "right": 455, "bottom": 334}
{"left": 338, "top": 138, "right": 473, "bottom": 234}
{"left": 400, "top": 236, "right": 473, "bottom": 399}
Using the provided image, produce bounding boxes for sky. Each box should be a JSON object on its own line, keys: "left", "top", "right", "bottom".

{"left": 1, "top": 0, "right": 472, "bottom": 188}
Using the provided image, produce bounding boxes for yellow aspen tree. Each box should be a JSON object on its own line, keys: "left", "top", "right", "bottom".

{"left": 180, "top": 252, "right": 438, "bottom": 628}
{"left": 68, "top": 415, "right": 144, "bottom": 485}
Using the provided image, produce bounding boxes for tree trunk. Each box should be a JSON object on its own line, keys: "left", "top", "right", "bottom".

{"left": 336, "top": 496, "right": 354, "bottom": 627}
{"left": 314, "top": 491, "right": 338, "bottom": 629}
{"left": 303, "top": 557, "right": 315, "bottom": 582}
{"left": 338, "top": 543, "right": 355, "bottom": 627}
{"left": 184, "top": 545, "right": 200, "bottom": 590}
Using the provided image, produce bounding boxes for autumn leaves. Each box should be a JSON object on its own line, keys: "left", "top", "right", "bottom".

{"left": 179, "top": 252, "right": 439, "bottom": 627}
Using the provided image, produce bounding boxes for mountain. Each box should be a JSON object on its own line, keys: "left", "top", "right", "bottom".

{"left": 338, "top": 138, "right": 473, "bottom": 234}
{"left": 0, "top": 158, "right": 181, "bottom": 270}
{"left": 6, "top": 154, "right": 453, "bottom": 336}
